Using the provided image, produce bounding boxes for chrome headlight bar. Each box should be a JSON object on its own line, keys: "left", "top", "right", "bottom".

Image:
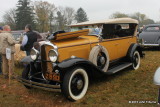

{"left": 30, "top": 48, "right": 39, "bottom": 60}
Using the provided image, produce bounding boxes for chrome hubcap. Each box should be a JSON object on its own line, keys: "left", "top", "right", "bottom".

{"left": 77, "top": 80, "right": 84, "bottom": 90}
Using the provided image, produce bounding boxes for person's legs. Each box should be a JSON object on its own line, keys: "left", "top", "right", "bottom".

{"left": 10, "top": 54, "right": 15, "bottom": 78}
{"left": 2, "top": 54, "right": 9, "bottom": 78}
{"left": 0, "top": 54, "right": 2, "bottom": 74}
{"left": 26, "top": 50, "right": 31, "bottom": 56}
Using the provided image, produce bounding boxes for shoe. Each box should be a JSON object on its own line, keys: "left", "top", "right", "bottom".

{"left": 11, "top": 75, "right": 18, "bottom": 79}
{"left": 4, "top": 75, "right": 9, "bottom": 79}
{"left": 11, "top": 76, "right": 15, "bottom": 80}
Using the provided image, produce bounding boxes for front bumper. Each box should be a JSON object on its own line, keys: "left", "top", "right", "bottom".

{"left": 142, "top": 43, "right": 159, "bottom": 47}
{"left": 18, "top": 77, "right": 61, "bottom": 92}
{"left": 138, "top": 39, "right": 160, "bottom": 47}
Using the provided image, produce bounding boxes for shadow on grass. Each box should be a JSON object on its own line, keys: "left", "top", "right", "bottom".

{"left": 89, "top": 67, "right": 132, "bottom": 85}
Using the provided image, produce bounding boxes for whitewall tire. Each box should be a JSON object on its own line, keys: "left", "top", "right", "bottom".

{"left": 132, "top": 51, "right": 140, "bottom": 70}
{"left": 62, "top": 68, "right": 89, "bottom": 101}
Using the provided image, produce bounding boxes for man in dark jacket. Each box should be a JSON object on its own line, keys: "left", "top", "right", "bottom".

{"left": 21, "top": 24, "right": 38, "bottom": 56}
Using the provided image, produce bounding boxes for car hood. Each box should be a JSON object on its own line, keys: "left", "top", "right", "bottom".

{"left": 52, "top": 36, "right": 99, "bottom": 48}
{"left": 139, "top": 32, "right": 160, "bottom": 44}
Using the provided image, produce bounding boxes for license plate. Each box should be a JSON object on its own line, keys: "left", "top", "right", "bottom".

{"left": 45, "top": 73, "right": 60, "bottom": 81}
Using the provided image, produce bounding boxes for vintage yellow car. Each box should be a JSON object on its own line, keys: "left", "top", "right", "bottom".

{"left": 20, "top": 18, "right": 144, "bottom": 101}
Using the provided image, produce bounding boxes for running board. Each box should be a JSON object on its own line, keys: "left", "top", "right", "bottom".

{"left": 106, "top": 63, "right": 132, "bottom": 75}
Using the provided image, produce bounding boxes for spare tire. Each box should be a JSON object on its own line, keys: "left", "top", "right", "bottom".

{"left": 89, "top": 45, "right": 109, "bottom": 73}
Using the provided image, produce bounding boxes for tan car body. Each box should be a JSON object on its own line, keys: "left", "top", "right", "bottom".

{"left": 50, "top": 18, "right": 138, "bottom": 62}
{"left": 20, "top": 18, "right": 143, "bottom": 101}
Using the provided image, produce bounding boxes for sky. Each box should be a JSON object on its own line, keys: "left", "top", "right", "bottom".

{"left": 0, "top": 0, "right": 160, "bottom": 22}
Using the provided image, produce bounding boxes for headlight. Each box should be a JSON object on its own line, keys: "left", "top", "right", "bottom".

{"left": 48, "top": 49, "right": 58, "bottom": 62}
{"left": 30, "top": 48, "right": 39, "bottom": 60}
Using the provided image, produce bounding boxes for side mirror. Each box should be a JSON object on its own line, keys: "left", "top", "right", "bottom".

{"left": 154, "top": 67, "right": 160, "bottom": 85}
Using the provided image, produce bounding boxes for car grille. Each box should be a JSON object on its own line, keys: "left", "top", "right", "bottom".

{"left": 41, "top": 45, "right": 54, "bottom": 74}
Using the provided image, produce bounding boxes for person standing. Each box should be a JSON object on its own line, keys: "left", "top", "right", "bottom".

{"left": 0, "top": 25, "right": 16, "bottom": 79}
{"left": 21, "top": 24, "right": 38, "bottom": 56}
{"left": 0, "top": 26, "right": 3, "bottom": 74}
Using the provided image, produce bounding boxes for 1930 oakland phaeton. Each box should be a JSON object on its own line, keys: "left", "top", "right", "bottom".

{"left": 19, "top": 18, "right": 143, "bottom": 101}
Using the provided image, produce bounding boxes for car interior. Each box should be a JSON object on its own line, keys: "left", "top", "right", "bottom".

{"left": 102, "top": 24, "right": 137, "bottom": 39}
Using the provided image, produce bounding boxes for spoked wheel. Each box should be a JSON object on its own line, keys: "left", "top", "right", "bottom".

{"left": 132, "top": 51, "right": 140, "bottom": 70}
{"left": 62, "top": 67, "right": 89, "bottom": 101}
{"left": 97, "top": 52, "right": 107, "bottom": 69}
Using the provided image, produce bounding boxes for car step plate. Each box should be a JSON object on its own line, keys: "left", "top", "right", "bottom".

{"left": 106, "top": 62, "right": 132, "bottom": 75}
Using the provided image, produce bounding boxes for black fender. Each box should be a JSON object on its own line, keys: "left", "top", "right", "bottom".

{"left": 20, "top": 56, "right": 33, "bottom": 64}
{"left": 127, "top": 43, "right": 144, "bottom": 61}
{"left": 56, "top": 57, "right": 103, "bottom": 78}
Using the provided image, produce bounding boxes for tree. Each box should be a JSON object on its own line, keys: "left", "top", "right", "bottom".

{"left": 3, "top": 8, "right": 16, "bottom": 30}
{"left": 110, "top": 12, "right": 129, "bottom": 19}
{"left": 34, "top": 1, "right": 56, "bottom": 32}
{"left": 15, "top": 0, "right": 35, "bottom": 30}
{"left": 75, "top": 7, "right": 88, "bottom": 23}
{"left": 143, "top": 19, "right": 155, "bottom": 25}
{"left": 110, "top": 11, "right": 155, "bottom": 27}
{"left": 55, "top": 6, "right": 75, "bottom": 31}
{"left": 130, "top": 12, "right": 147, "bottom": 26}
{"left": 63, "top": 7, "right": 75, "bottom": 26}
{"left": 56, "top": 11, "right": 65, "bottom": 31}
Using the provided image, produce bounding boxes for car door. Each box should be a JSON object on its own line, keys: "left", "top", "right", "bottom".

{"left": 100, "top": 37, "right": 119, "bottom": 61}
{"left": 116, "top": 36, "right": 132, "bottom": 58}
{"left": 99, "top": 24, "right": 119, "bottom": 61}
{"left": 116, "top": 24, "right": 137, "bottom": 58}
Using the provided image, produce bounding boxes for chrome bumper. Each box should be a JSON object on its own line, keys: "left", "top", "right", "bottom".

{"left": 142, "top": 44, "right": 159, "bottom": 47}
{"left": 18, "top": 78, "right": 61, "bottom": 92}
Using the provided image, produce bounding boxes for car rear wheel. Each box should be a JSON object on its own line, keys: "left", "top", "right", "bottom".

{"left": 62, "top": 67, "right": 89, "bottom": 101}
{"left": 132, "top": 51, "right": 140, "bottom": 70}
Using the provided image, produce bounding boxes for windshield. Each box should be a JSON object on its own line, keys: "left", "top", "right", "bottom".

{"left": 70, "top": 25, "right": 102, "bottom": 36}
{"left": 145, "top": 26, "right": 160, "bottom": 32}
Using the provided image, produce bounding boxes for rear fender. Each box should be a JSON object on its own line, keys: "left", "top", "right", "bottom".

{"left": 127, "top": 43, "right": 144, "bottom": 61}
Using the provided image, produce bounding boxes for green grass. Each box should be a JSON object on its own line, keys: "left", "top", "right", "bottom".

{"left": 0, "top": 50, "right": 160, "bottom": 107}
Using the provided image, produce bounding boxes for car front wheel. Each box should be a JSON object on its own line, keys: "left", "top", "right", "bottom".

{"left": 62, "top": 67, "right": 89, "bottom": 101}
{"left": 132, "top": 51, "right": 140, "bottom": 70}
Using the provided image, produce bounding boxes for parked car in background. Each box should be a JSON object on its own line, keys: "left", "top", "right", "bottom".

{"left": 11, "top": 30, "right": 24, "bottom": 42}
{"left": 139, "top": 24, "right": 160, "bottom": 47}
{"left": 11, "top": 31, "right": 26, "bottom": 61}
{"left": 19, "top": 18, "right": 144, "bottom": 101}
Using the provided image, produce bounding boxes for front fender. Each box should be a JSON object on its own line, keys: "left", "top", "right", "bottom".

{"left": 57, "top": 57, "right": 98, "bottom": 69}
{"left": 57, "top": 57, "right": 103, "bottom": 76}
